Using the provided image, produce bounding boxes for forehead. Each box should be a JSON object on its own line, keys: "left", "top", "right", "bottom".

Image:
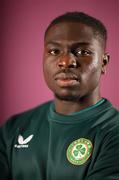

{"left": 45, "top": 22, "right": 100, "bottom": 45}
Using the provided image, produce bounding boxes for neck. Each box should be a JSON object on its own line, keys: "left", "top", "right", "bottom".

{"left": 54, "top": 92, "right": 101, "bottom": 115}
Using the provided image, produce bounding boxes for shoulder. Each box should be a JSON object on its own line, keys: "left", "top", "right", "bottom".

{"left": 101, "top": 103, "right": 119, "bottom": 130}
{"left": 0, "top": 101, "right": 52, "bottom": 136}
{"left": 107, "top": 105, "right": 119, "bottom": 125}
{"left": 100, "top": 104, "right": 119, "bottom": 142}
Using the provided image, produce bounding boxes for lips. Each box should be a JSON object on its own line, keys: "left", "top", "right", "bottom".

{"left": 54, "top": 73, "right": 80, "bottom": 87}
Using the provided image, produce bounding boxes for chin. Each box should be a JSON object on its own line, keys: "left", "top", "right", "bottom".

{"left": 55, "top": 93, "right": 80, "bottom": 102}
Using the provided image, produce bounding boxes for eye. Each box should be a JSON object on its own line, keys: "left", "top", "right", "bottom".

{"left": 74, "top": 49, "right": 92, "bottom": 57}
{"left": 48, "top": 49, "right": 60, "bottom": 56}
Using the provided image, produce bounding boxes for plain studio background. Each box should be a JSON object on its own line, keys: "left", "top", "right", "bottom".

{"left": 0, "top": 0, "right": 119, "bottom": 124}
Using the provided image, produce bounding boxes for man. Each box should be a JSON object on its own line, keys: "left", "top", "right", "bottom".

{"left": 0, "top": 12, "right": 119, "bottom": 180}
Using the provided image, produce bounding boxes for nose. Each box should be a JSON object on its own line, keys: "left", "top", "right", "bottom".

{"left": 58, "top": 54, "right": 77, "bottom": 69}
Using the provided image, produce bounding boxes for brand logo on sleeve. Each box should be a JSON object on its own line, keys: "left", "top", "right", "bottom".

{"left": 14, "top": 134, "right": 34, "bottom": 148}
{"left": 66, "top": 138, "right": 93, "bottom": 165}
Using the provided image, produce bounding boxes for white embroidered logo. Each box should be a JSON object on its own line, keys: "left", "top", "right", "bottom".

{"left": 14, "top": 135, "right": 34, "bottom": 148}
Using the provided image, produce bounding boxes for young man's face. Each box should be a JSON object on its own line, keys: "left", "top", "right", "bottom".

{"left": 43, "top": 22, "right": 107, "bottom": 101}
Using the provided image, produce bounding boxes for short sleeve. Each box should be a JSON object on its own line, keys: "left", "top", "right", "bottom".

{"left": 86, "top": 127, "right": 119, "bottom": 180}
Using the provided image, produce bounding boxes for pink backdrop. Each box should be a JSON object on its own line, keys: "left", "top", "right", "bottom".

{"left": 1, "top": 0, "right": 119, "bottom": 123}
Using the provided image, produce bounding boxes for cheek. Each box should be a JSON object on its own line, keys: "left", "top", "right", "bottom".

{"left": 88, "top": 63, "right": 101, "bottom": 74}
{"left": 84, "top": 54, "right": 101, "bottom": 74}
{"left": 43, "top": 56, "right": 56, "bottom": 70}
{"left": 43, "top": 65, "right": 50, "bottom": 83}
{"left": 43, "top": 60, "right": 55, "bottom": 87}
{"left": 81, "top": 60, "right": 102, "bottom": 85}
{"left": 85, "top": 54, "right": 100, "bottom": 70}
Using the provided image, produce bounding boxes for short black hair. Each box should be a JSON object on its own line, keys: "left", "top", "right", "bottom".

{"left": 45, "top": 12, "right": 107, "bottom": 43}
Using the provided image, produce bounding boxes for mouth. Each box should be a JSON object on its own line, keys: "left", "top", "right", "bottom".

{"left": 54, "top": 73, "right": 80, "bottom": 87}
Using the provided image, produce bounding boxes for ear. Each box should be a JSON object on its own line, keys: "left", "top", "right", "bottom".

{"left": 101, "top": 53, "right": 110, "bottom": 74}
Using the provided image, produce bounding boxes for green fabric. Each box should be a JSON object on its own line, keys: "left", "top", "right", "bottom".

{"left": 0, "top": 99, "right": 119, "bottom": 180}
{"left": 70, "top": 98, "right": 105, "bottom": 115}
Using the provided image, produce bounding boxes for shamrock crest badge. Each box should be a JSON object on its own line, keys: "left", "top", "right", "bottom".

{"left": 66, "top": 138, "right": 93, "bottom": 165}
